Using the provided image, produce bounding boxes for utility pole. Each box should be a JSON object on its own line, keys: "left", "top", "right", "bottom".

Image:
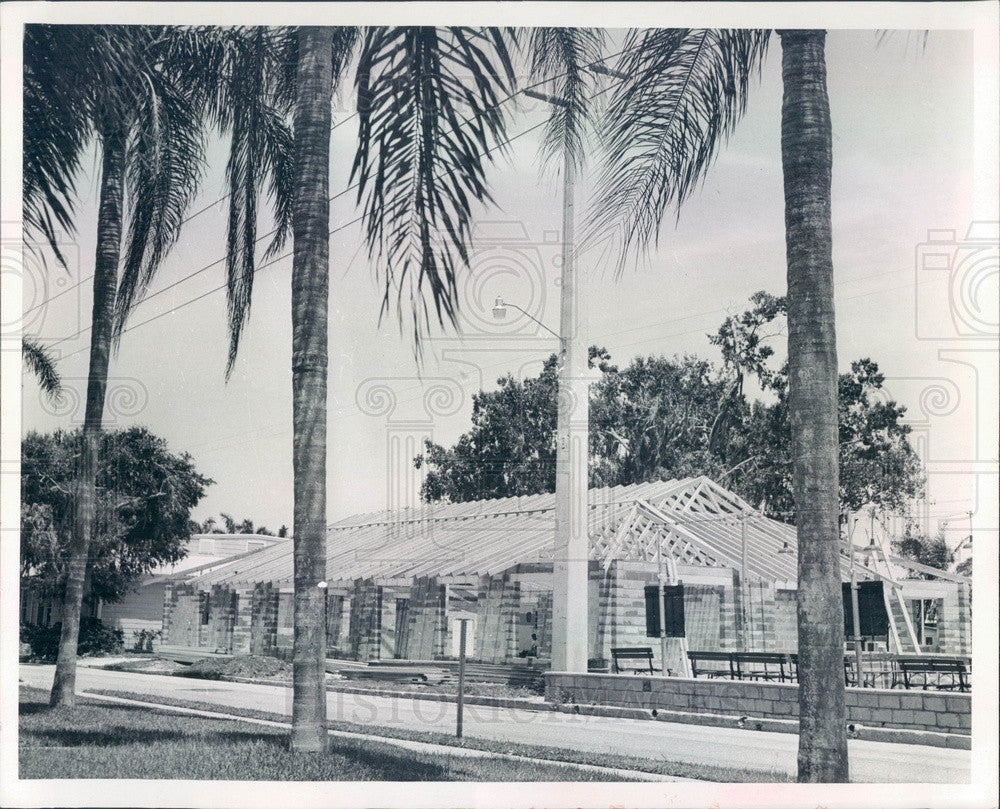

{"left": 526, "top": 88, "right": 589, "bottom": 673}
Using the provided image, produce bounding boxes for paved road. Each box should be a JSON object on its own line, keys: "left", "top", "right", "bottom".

{"left": 18, "top": 664, "right": 970, "bottom": 783}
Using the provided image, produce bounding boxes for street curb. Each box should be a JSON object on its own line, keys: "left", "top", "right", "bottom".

{"left": 322, "top": 682, "right": 551, "bottom": 712}
{"left": 77, "top": 691, "right": 686, "bottom": 782}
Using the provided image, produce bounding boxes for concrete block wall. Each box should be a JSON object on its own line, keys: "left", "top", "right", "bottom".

{"left": 158, "top": 567, "right": 969, "bottom": 665}
{"left": 349, "top": 578, "right": 382, "bottom": 661}
{"left": 274, "top": 590, "right": 294, "bottom": 658}
{"left": 380, "top": 590, "right": 400, "bottom": 659}
{"left": 249, "top": 582, "right": 279, "bottom": 656}
{"left": 742, "top": 579, "right": 782, "bottom": 652}
{"left": 162, "top": 582, "right": 202, "bottom": 647}
{"left": 231, "top": 586, "right": 254, "bottom": 655}
{"left": 544, "top": 672, "right": 971, "bottom": 735}
{"left": 325, "top": 587, "right": 352, "bottom": 656}
{"left": 403, "top": 577, "right": 447, "bottom": 660}
{"left": 204, "top": 585, "right": 237, "bottom": 653}
{"left": 772, "top": 589, "right": 798, "bottom": 651}
{"left": 535, "top": 592, "right": 553, "bottom": 660}
{"left": 600, "top": 560, "right": 662, "bottom": 668}
{"left": 682, "top": 584, "right": 725, "bottom": 652}
{"left": 475, "top": 574, "right": 519, "bottom": 663}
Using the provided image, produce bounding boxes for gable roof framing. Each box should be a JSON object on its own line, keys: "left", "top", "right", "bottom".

{"left": 189, "top": 476, "right": 889, "bottom": 589}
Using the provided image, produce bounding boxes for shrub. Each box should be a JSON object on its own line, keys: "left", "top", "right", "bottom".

{"left": 20, "top": 617, "right": 124, "bottom": 662}
{"left": 131, "top": 629, "right": 161, "bottom": 653}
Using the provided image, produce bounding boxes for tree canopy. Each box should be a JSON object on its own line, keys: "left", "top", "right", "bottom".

{"left": 21, "top": 427, "right": 213, "bottom": 603}
{"left": 415, "top": 293, "right": 924, "bottom": 523}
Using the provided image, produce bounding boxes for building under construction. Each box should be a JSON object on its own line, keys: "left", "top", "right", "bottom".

{"left": 161, "top": 476, "right": 972, "bottom": 668}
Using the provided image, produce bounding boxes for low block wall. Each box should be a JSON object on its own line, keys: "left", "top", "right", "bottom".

{"left": 544, "top": 672, "right": 970, "bottom": 735}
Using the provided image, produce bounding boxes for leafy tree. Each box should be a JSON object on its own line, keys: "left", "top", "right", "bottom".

{"left": 416, "top": 354, "right": 559, "bottom": 502}
{"left": 728, "top": 359, "right": 924, "bottom": 520}
{"left": 892, "top": 528, "right": 950, "bottom": 577}
{"left": 591, "top": 355, "right": 736, "bottom": 488}
{"left": 416, "top": 304, "right": 921, "bottom": 525}
{"left": 416, "top": 346, "right": 622, "bottom": 502}
{"left": 21, "top": 427, "right": 212, "bottom": 605}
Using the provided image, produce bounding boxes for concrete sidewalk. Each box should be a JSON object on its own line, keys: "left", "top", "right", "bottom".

{"left": 18, "top": 664, "right": 970, "bottom": 783}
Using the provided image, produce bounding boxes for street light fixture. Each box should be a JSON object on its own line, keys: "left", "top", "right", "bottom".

{"left": 491, "top": 297, "right": 561, "bottom": 340}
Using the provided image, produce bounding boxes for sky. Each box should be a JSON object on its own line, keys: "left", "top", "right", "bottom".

{"left": 18, "top": 29, "right": 994, "bottom": 548}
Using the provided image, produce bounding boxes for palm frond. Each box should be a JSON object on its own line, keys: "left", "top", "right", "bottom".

{"left": 22, "top": 25, "right": 92, "bottom": 268}
{"left": 114, "top": 34, "right": 207, "bottom": 341}
{"left": 586, "top": 28, "right": 770, "bottom": 276}
{"left": 526, "top": 27, "right": 607, "bottom": 173}
{"left": 22, "top": 338, "right": 62, "bottom": 399}
{"left": 352, "top": 26, "right": 516, "bottom": 351}
{"left": 211, "top": 26, "right": 349, "bottom": 376}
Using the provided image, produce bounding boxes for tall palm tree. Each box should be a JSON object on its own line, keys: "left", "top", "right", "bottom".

{"left": 586, "top": 28, "right": 848, "bottom": 781}
{"left": 778, "top": 28, "right": 848, "bottom": 783}
{"left": 221, "top": 25, "right": 516, "bottom": 750}
{"left": 24, "top": 25, "right": 206, "bottom": 706}
{"left": 288, "top": 24, "right": 337, "bottom": 753}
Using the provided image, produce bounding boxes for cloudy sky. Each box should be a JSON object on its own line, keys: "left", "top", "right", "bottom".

{"left": 18, "top": 28, "right": 992, "bottom": 544}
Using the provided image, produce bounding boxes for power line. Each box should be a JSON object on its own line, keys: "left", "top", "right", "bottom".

{"left": 55, "top": 213, "right": 365, "bottom": 362}
{"left": 52, "top": 115, "right": 557, "bottom": 360}
{"left": 23, "top": 40, "right": 638, "bottom": 319}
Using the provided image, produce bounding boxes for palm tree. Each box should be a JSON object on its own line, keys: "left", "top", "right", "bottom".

{"left": 24, "top": 25, "right": 206, "bottom": 707}
{"left": 288, "top": 24, "right": 336, "bottom": 753}
{"left": 586, "top": 28, "right": 848, "bottom": 781}
{"left": 221, "top": 25, "right": 516, "bottom": 750}
{"left": 778, "top": 29, "right": 848, "bottom": 783}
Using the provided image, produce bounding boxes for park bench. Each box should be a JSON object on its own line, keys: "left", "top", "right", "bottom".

{"left": 687, "top": 650, "right": 736, "bottom": 679}
{"left": 610, "top": 646, "right": 658, "bottom": 674}
{"left": 893, "top": 656, "right": 970, "bottom": 692}
{"left": 732, "top": 652, "right": 796, "bottom": 682}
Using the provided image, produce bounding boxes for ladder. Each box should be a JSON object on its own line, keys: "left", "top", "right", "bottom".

{"left": 859, "top": 535, "right": 922, "bottom": 655}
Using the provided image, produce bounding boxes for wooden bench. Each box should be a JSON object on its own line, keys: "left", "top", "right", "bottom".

{"left": 732, "top": 652, "right": 796, "bottom": 682}
{"left": 687, "top": 651, "right": 736, "bottom": 679}
{"left": 894, "top": 657, "right": 970, "bottom": 692}
{"left": 611, "top": 646, "right": 658, "bottom": 674}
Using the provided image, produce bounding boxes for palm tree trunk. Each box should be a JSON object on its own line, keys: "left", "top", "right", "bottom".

{"left": 49, "top": 126, "right": 126, "bottom": 707}
{"left": 778, "top": 29, "right": 849, "bottom": 782}
{"left": 290, "top": 25, "right": 332, "bottom": 753}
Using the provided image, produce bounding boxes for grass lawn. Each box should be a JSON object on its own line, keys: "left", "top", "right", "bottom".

{"left": 81, "top": 688, "right": 792, "bottom": 782}
{"left": 18, "top": 688, "right": 623, "bottom": 781}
